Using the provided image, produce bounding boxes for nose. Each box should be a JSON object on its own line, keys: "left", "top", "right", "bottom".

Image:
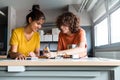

{"left": 38, "top": 25, "right": 42, "bottom": 29}
{"left": 60, "top": 26, "right": 64, "bottom": 30}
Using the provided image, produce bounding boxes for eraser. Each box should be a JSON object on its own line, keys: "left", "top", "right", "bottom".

{"left": 72, "top": 54, "right": 79, "bottom": 59}
{"left": 26, "top": 57, "right": 38, "bottom": 60}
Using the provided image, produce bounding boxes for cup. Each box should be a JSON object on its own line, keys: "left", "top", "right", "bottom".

{"left": 72, "top": 54, "right": 79, "bottom": 59}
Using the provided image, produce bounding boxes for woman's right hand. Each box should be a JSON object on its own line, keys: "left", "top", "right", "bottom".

{"left": 15, "top": 53, "right": 26, "bottom": 60}
{"left": 44, "top": 52, "right": 57, "bottom": 58}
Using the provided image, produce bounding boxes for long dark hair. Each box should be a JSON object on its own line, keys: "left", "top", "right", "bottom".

{"left": 26, "top": 5, "right": 45, "bottom": 24}
{"left": 56, "top": 12, "right": 80, "bottom": 33}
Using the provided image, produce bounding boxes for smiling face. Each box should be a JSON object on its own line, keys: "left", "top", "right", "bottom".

{"left": 56, "top": 12, "right": 80, "bottom": 34}
{"left": 60, "top": 25, "right": 71, "bottom": 35}
{"left": 29, "top": 17, "right": 45, "bottom": 32}
{"left": 26, "top": 7, "right": 45, "bottom": 32}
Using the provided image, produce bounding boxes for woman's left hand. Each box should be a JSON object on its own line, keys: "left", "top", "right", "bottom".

{"left": 28, "top": 52, "right": 36, "bottom": 57}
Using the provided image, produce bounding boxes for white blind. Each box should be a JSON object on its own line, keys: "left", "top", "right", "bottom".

{"left": 92, "top": 1, "right": 106, "bottom": 22}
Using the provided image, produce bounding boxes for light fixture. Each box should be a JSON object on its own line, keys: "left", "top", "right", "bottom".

{"left": 0, "top": 10, "right": 5, "bottom": 16}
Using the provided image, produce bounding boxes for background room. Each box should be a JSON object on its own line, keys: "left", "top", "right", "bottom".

{"left": 0, "top": 0, "right": 120, "bottom": 59}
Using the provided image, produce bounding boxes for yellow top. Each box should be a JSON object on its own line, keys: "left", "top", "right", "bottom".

{"left": 9, "top": 27, "right": 40, "bottom": 56}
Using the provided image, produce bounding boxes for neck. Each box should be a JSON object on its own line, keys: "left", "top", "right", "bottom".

{"left": 66, "top": 31, "right": 73, "bottom": 36}
{"left": 24, "top": 25, "right": 33, "bottom": 34}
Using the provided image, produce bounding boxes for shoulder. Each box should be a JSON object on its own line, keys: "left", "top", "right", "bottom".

{"left": 79, "top": 28, "right": 85, "bottom": 32}
{"left": 13, "top": 27, "right": 24, "bottom": 33}
{"left": 34, "top": 32, "right": 40, "bottom": 38}
{"left": 33, "top": 32, "right": 40, "bottom": 41}
{"left": 77, "top": 28, "right": 86, "bottom": 35}
{"left": 59, "top": 32, "right": 64, "bottom": 37}
{"left": 35, "top": 32, "right": 40, "bottom": 35}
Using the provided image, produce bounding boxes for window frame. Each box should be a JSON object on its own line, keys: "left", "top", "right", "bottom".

{"left": 93, "top": 0, "right": 120, "bottom": 51}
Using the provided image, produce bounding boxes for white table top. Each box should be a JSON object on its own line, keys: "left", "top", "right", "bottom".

{"left": 0, "top": 57, "right": 120, "bottom": 66}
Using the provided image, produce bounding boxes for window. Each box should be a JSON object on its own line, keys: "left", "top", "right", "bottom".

{"left": 92, "top": 0, "right": 106, "bottom": 22}
{"left": 110, "top": 8, "right": 120, "bottom": 43}
{"left": 95, "top": 18, "right": 108, "bottom": 46}
{"left": 108, "top": 0, "right": 119, "bottom": 9}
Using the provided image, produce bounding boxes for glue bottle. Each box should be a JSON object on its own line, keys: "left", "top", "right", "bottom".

{"left": 43, "top": 46, "right": 50, "bottom": 53}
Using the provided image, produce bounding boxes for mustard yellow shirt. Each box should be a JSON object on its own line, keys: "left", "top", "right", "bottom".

{"left": 9, "top": 27, "right": 40, "bottom": 56}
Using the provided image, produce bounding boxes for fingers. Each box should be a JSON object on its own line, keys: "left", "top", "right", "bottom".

{"left": 29, "top": 52, "right": 36, "bottom": 57}
{"left": 44, "top": 52, "right": 57, "bottom": 59}
{"left": 15, "top": 54, "right": 26, "bottom": 60}
{"left": 44, "top": 52, "right": 51, "bottom": 58}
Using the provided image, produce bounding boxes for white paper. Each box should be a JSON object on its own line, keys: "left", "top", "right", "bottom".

{"left": 7, "top": 66, "right": 25, "bottom": 72}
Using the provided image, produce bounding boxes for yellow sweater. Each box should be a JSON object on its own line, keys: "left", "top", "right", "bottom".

{"left": 9, "top": 27, "right": 40, "bottom": 56}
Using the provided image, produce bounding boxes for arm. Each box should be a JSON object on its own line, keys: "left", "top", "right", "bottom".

{"left": 57, "top": 29, "right": 87, "bottom": 58}
{"left": 33, "top": 32, "right": 40, "bottom": 57}
{"left": 57, "top": 42, "right": 87, "bottom": 57}
{"left": 45, "top": 42, "right": 87, "bottom": 58}
{"left": 34, "top": 48, "right": 40, "bottom": 57}
{"left": 9, "top": 29, "right": 26, "bottom": 59}
{"left": 46, "top": 29, "right": 87, "bottom": 58}
{"left": 9, "top": 45, "right": 26, "bottom": 59}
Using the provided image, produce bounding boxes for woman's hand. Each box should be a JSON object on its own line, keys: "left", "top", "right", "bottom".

{"left": 15, "top": 53, "right": 26, "bottom": 60}
{"left": 28, "top": 52, "right": 36, "bottom": 57}
{"left": 44, "top": 52, "right": 57, "bottom": 58}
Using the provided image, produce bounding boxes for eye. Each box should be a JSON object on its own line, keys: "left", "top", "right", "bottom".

{"left": 36, "top": 22, "right": 41, "bottom": 25}
{"left": 40, "top": 17, "right": 45, "bottom": 20}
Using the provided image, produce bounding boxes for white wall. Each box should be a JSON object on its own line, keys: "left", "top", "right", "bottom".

{"left": 89, "top": 0, "right": 106, "bottom": 22}
{"left": 14, "top": 5, "right": 91, "bottom": 27}
{"left": 7, "top": 6, "right": 16, "bottom": 53}
{"left": 43, "top": 9, "right": 65, "bottom": 23}
{"left": 68, "top": 5, "right": 91, "bottom": 26}
{"left": 15, "top": 9, "right": 29, "bottom": 27}
{"left": 15, "top": 9, "right": 65, "bottom": 27}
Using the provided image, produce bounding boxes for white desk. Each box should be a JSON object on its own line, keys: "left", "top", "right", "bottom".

{"left": 0, "top": 57, "right": 120, "bottom": 80}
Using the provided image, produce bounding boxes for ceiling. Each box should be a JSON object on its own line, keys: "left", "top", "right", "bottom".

{"left": 0, "top": 0, "right": 85, "bottom": 10}
{"left": 0, "top": 0, "right": 98, "bottom": 24}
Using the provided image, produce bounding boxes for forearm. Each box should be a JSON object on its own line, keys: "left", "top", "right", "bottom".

{"left": 34, "top": 49, "right": 40, "bottom": 57}
{"left": 8, "top": 51, "right": 21, "bottom": 59}
{"left": 57, "top": 47, "right": 87, "bottom": 57}
{"left": 34, "top": 52, "right": 40, "bottom": 57}
{"left": 34, "top": 50, "right": 40, "bottom": 57}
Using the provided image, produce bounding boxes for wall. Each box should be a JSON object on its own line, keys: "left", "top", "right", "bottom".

{"left": 15, "top": 5, "right": 91, "bottom": 27}
{"left": 82, "top": 26, "right": 93, "bottom": 56}
{"left": 15, "top": 8, "right": 64, "bottom": 27}
{"left": 68, "top": 5, "right": 92, "bottom": 26}
{"left": 7, "top": 6, "right": 16, "bottom": 53}
{"left": 0, "top": 6, "right": 16, "bottom": 55}
{"left": 0, "top": 7, "right": 8, "bottom": 55}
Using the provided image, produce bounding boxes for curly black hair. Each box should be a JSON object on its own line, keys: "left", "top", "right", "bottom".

{"left": 56, "top": 12, "right": 80, "bottom": 33}
{"left": 26, "top": 5, "right": 45, "bottom": 24}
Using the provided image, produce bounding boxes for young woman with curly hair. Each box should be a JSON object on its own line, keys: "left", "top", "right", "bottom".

{"left": 45, "top": 12, "right": 87, "bottom": 58}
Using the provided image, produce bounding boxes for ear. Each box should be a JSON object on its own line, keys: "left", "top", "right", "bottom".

{"left": 28, "top": 17, "right": 32, "bottom": 23}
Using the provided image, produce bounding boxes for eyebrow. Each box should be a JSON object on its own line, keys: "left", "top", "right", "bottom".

{"left": 40, "top": 17, "right": 45, "bottom": 20}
